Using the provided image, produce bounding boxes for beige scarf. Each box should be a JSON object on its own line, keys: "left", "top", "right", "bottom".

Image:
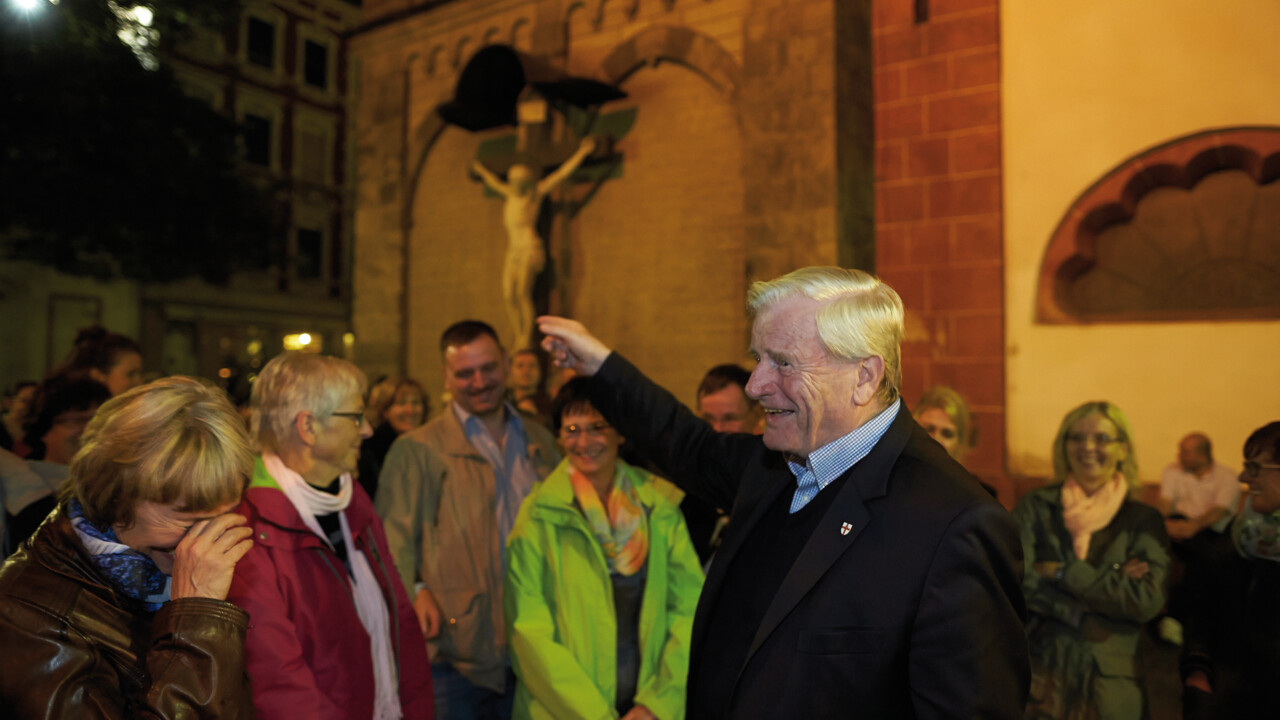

{"left": 262, "top": 453, "right": 402, "bottom": 720}
{"left": 1060, "top": 473, "right": 1127, "bottom": 560}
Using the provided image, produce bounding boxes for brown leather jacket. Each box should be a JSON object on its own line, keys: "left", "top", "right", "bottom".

{"left": 0, "top": 504, "right": 254, "bottom": 719}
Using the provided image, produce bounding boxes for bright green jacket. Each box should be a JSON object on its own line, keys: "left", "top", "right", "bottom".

{"left": 504, "top": 459, "right": 704, "bottom": 720}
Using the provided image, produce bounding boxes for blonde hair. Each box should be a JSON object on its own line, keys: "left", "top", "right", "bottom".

{"left": 252, "top": 353, "right": 367, "bottom": 452}
{"left": 1052, "top": 401, "right": 1140, "bottom": 489}
{"left": 746, "top": 266, "right": 904, "bottom": 404}
{"left": 67, "top": 376, "right": 253, "bottom": 529}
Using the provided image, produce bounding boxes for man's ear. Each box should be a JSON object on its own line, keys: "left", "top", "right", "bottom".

{"left": 294, "top": 411, "right": 318, "bottom": 447}
{"left": 852, "top": 356, "right": 886, "bottom": 406}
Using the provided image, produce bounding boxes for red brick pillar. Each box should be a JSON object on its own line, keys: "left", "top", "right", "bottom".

{"left": 872, "top": 0, "right": 1008, "bottom": 497}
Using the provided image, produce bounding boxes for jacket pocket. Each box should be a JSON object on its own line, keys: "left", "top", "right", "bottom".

{"left": 434, "top": 589, "right": 486, "bottom": 660}
{"left": 796, "top": 626, "right": 887, "bottom": 655}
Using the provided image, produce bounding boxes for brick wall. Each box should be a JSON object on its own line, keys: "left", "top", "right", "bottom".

{"left": 871, "top": 0, "right": 1008, "bottom": 495}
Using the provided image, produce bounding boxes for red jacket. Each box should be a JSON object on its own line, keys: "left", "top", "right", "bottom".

{"left": 228, "top": 460, "right": 433, "bottom": 720}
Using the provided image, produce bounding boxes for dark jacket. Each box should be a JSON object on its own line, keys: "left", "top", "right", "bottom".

{"left": 227, "top": 457, "right": 433, "bottom": 720}
{"left": 588, "top": 353, "right": 1030, "bottom": 719}
{"left": 0, "top": 504, "right": 253, "bottom": 719}
{"left": 1013, "top": 486, "right": 1169, "bottom": 719}
{"left": 1181, "top": 548, "right": 1280, "bottom": 717}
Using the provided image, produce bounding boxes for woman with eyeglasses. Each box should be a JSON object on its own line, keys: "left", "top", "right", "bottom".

{"left": 1013, "top": 401, "right": 1170, "bottom": 720}
{"left": 224, "top": 353, "right": 432, "bottom": 720}
{"left": 1180, "top": 421, "right": 1280, "bottom": 718}
{"left": 504, "top": 378, "right": 704, "bottom": 720}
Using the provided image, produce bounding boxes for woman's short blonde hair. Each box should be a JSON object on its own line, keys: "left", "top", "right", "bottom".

{"left": 1052, "top": 401, "right": 1140, "bottom": 489}
{"left": 746, "top": 266, "right": 905, "bottom": 404}
{"left": 252, "top": 352, "right": 367, "bottom": 452}
{"left": 66, "top": 376, "right": 253, "bottom": 529}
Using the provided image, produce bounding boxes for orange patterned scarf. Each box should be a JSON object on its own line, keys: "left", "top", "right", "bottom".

{"left": 570, "top": 465, "right": 649, "bottom": 576}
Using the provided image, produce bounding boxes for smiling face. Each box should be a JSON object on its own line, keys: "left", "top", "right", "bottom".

{"left": 745, "top": 296, "right": 862, "bottom": 460}
{"left": 559, "top": 406, "right": 622, "bottom": 484}
{"left": 1244, "top": 449, "right": 1280, "bottom": 514}
{"left": 310, "top": 389, "right": 372, "bottom": 481}
{"left": 92, "top": 351, "right": 144, "bottom": 396}
{"left": 114, "top": 499, "right": 240, "bottom": 575}
{"left": 383, "top": 386, "right": 425, "bottom": 434}
{"left": 444, "top": 335, "right": 508, "bottom": 419}
{"left": 1064, "top": 413, "right": 1129, "bottom": 492}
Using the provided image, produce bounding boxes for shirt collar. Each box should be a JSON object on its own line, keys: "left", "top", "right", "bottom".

{"left": 453, "top": 400, "right": 525, "bottom": 441}
{"left": 787, "top": 398, "right": 901, "bottom": 484}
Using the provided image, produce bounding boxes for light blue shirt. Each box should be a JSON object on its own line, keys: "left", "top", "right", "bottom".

{"left": 453, "top": 401, "right": 538, "bottom": 561}
{"left": 786, "top": 398, "right": 901, "bottom": 512}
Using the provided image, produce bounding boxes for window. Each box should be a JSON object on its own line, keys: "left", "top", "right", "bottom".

{"left": 304, "top": 40, "right": 329, "bottom": 89}
{"left": 243, "top": 113, "right": 271, "bottom": 166}
{"left": 246, "top": 17, "right": 275, "bottom": 69}
{"left": 296, "top": 228, "right": 324, "bottom": 280}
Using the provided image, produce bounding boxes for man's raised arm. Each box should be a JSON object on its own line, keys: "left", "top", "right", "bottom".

{"left": 537, "top": 316, "right": 611, "bottom": 376}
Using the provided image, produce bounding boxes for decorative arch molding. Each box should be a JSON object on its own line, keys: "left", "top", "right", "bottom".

{"left": 599, "top": 25, "right": 741, "bottom": 100}
{"left": 1037, "top": 126, "right": 1280, "bottom": 323}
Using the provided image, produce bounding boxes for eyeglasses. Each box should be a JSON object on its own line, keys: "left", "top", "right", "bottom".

{"left": 1243, "top": 460, "right": 1280, "bottom": 479}
{"left": 559, "top": 421, "right": 611, "bottom": 440}
{"left": 1066, "top": 433, "right": 1124, "bottom": 446}
{"left": 329, "top": 412, "right": 366, "bottom": 428}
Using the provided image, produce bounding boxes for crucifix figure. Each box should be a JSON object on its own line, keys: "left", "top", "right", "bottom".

{"left": 471, "top": 135, "right": 595, "bottom": 350}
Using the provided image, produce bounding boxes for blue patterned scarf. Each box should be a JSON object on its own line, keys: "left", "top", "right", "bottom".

{"left": 68, "top": 501, "right": 171, "bottom": 611}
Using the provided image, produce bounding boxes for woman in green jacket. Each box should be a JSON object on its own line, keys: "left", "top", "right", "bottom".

{"left": 505, "top": 378, "right": 704, "bottom": 720}
{"left": 1014, "top": 401, "right": 1170, "bottom": 720}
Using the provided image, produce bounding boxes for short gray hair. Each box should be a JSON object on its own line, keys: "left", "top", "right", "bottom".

{"left": 252, "top": 353, "right": 367, "bottom": 452}
{"left": 747, "top": 266, "right": 904, "bottom": 404}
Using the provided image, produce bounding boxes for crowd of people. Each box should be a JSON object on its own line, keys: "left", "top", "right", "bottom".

{"left": 0, "top": 266, "right": 1275, "bottom": 720}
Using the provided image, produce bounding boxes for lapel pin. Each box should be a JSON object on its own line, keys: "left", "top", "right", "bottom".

{"left": 840, "top": 521, "right": 853, "bottom": 536}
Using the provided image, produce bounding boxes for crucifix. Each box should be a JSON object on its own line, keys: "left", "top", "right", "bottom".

{"left": 469, "top": 91, "right": 610, "bottom": 349}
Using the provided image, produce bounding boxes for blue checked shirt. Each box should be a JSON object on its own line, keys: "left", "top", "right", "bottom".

{"left": 787, "top": 398, "right": 901, "bottom": 512}
{"left": 453, "top": 401, "right": 538, "bottom": 563}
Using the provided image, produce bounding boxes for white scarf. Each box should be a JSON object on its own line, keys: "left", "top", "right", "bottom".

{"left": 1060, "top": 473, "right": 1127, "bottom": 560}
{"left": 262, "top": 453, "right": 402, "bottom": 720}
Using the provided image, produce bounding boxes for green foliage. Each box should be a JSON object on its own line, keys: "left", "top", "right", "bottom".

{"left": 0, "top": 0, "right": 275, "bottom": 284}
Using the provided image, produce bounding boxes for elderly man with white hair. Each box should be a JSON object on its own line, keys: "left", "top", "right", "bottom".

{"left": 539, "top": 266, "right": 1029, "bottom": 720}
{"left": 226, "top": 352, "right": 433, "bottom": 720}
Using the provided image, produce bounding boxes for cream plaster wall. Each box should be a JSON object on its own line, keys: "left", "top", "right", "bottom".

{"left": 1003, "top": 2, "right": 1280, "bottom": 481}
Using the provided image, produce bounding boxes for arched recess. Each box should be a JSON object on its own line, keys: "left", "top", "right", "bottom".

{"left": 1037, "top": 126, "right": 1280, "bottom": 323}
{"left": 599, "top": 24, "right": 741, "bottom": 101}
{"left": 396, "top": 28, "right": 746, "bottom": 384}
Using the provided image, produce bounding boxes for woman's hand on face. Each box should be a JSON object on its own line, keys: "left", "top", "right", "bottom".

{"left": 1120, "top": 558, "right": 1149, "bottom": 579}
{"left": 619, "top": 704, "right": 657, "bottom": 720}
{"left": 170, "top": 514, "right": 254, "bottom": 601}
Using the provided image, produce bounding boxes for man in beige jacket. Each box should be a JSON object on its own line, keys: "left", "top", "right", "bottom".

{"left": 377, "top": 320, "right": 560, "bottom": 720}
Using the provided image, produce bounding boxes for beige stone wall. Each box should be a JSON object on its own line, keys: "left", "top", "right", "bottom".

{"left": 350, "top": 0, "right": 858, "bottom": 408}
{"left": 1002, "top": 1, "right": 1280, "bottom": 481}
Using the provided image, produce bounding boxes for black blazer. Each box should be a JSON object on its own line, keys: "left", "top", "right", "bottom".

{"left": 590, "top": 354, "right": 1030, "bottom": 719}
